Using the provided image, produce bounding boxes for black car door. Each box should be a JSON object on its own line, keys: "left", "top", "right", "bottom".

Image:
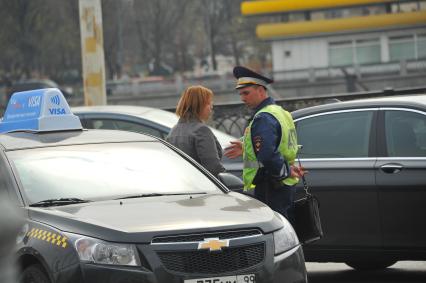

{"left": 376, "top": 108, "right": 426, "bottom": 248}
{"left": 295, "top": 109, "right": 381, "bottom": 249}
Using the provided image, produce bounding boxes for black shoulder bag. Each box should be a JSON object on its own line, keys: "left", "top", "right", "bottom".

{"left": 293, "top": 157, "right": 324, "bottom": 245}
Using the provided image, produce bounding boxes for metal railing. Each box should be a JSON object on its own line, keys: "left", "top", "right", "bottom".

{"left": 2, "top": 60, "right": 425, "bottom": 128}
{"left": 106, "top": 59, "right": 426, "bottom": 97}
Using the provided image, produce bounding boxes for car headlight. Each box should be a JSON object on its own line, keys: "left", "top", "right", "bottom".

{"left": 273, "top": 213, "right": 299, "bottom": 255}
{"left": 74, "top": 236, "right": 140, "bottom": 266}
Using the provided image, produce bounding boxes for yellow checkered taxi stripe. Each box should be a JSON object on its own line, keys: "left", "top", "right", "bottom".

{"left": 27, "top": 228, "right": 68, "bottom": 249}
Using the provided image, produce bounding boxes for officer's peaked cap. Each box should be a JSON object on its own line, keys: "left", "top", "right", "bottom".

{"left": 233, "top": 66, "right": 273, "bottom": 89}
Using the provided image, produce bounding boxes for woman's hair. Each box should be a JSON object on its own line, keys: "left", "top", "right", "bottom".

{"left": 175, "top": 85, "right": 213, "bottom": 120}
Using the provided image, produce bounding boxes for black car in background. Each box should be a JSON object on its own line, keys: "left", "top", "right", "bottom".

{"left": 292, "top": 94, "right": 426, "bottom": 270}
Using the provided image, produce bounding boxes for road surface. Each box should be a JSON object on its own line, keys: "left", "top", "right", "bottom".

{"left": 306, "top": 261, "right": 426, "bottom": 283}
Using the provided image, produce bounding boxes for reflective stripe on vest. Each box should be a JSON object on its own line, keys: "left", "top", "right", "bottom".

{"left": 243, "top": 159, "right": 264, "bottom": 169}
{"left": 243, "top": 104, "right": 299, "bottom": 191}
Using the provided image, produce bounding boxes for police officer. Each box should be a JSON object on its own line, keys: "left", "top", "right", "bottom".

{"left": 224, "top": 66, "right": 304, "bottom": 223}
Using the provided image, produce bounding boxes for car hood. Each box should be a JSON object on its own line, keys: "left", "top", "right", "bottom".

{"left": 28, "top": 192, "right": 281, "bottom": 243}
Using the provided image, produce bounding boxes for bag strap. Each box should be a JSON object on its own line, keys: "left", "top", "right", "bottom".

{"left": 297, "top": 145, "right": 311, "bottom": 197}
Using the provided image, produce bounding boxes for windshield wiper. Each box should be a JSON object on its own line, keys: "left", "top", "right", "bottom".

{"left": 30, "top": 198, "right": 91, "bottom": 207}
{"left": 116, "top": 192, "right": 206, "bottom": 200}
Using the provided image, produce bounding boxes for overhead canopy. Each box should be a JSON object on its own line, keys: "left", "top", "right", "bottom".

{"left": 242, "top": 0, "right": 394, "bottom": 15}
{"left": 257, "top": 10, "right": 426, "bottom": 39}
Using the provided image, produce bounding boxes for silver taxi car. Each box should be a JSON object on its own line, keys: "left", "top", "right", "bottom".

{"left": 1, "top": 89, "right": 307, "bottom": 283}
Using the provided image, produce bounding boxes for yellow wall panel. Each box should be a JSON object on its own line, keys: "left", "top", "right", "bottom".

{"left": 257, "top": 10, "right": 426, "bottom": 39}
{"left": 242, "top": 0, "right": 393, "bottom": 15}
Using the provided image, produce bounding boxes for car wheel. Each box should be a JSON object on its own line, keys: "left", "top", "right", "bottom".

{"left": 20, "top": 264, "right": 51, "bottom": 283}
{"left": 345, "top": 260, "right": 397, "bottom": 270}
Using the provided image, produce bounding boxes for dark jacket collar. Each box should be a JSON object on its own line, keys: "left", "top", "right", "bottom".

{"left": 178, "top": 117, "right": 201, "bottom": 124}
{"left": 249, "top": 97, "right": 275, "bottom": 122}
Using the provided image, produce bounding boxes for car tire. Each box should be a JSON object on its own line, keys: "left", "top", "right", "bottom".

{"left": 345, "top": 260, "right": 397, "bottom": 270}
{"left": 20, "top": 264, "right": 51, "bottom": 283}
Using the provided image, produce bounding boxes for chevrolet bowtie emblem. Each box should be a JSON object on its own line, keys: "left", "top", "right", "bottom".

{"left": 198, "top": 238, "right": 229, "bottom": 252}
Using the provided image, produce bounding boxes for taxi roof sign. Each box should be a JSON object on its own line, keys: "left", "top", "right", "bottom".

{"left": 0, "top": 88, "right": 82, "bottom": 133}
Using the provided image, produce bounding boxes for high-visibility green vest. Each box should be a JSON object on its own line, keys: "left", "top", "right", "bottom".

{"left": 243, "top": 104, "right": 299, "bottom": 191}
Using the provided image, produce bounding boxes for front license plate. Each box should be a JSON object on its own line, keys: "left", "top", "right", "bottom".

{"left": 184, "top": 274, "right": 255, "bottom": 283}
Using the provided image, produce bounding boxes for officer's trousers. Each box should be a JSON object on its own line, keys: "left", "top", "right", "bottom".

{"left": 254, "top": 179, "right": 296, "bottom": 225}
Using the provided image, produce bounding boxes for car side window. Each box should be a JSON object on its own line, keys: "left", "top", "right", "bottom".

{"left": 0, "top": 155, "right": 21, "bottom": 204}
{"left": 296, "top": 110, "right": 374, "bottom": 158}
{"left": 87, "top": 118, "right": 165, "bottom": 138}
{"left": 0, "top": 158, "right": 9, "bottom": 195}
{"left": 385, "top": 110, "right": 426, "bottom": 157}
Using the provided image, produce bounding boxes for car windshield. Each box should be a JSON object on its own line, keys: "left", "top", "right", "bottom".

{"left": 8, "top": 142, "right": 221, "bottom": 204}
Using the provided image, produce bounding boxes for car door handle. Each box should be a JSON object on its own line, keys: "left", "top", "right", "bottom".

{"left": 380, "top": 164, "right": 403, "bottom": 174}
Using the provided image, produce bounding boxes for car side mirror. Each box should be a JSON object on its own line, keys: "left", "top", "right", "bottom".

{"left": 217, "top": 172, "right": 244, "bottom": 192}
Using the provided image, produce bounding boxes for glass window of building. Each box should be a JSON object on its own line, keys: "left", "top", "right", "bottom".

{"left": 289, "top": 12, "right": 307, "bottom": 22}
{"left": 356, "top": 38, "right": 381, "bottom": 65}
{"left": 391, "top": 1, "right": 421, "bottom": 12}
{"left": 417, "top": 34, "right": 426, "bottom": 59}
{"left": 367, "top": 5, "right": 387, "bottom": 15}
{"left": 324, "top": 9, "right": 343, "bottom": 19}
{"left": 343, "top": 7, "right": 363, "bottom": 17}
{"left": 311, "top": 11, "right": 326, "bottom": 20}
{"left": 329, "top": 41, "right": 353, "bottom": 66}
{"left": 399, "top": 1, "right": 421, "bottom": 12}
{"left": 329, "top": 38, "right": 382, "bottom": 66}
{"left": 389, "top": 35, "right": 416, "bottom": 61}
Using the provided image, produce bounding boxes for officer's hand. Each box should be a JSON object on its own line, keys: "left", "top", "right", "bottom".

{"left": 291, "top": 165, "right": 307, "bottom": 178}
{"left": 224, "top": 140, "right": 243, "bottom": 159}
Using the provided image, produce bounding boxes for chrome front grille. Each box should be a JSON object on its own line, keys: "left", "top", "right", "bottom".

{"left": 152, "top": 229, "right": 262, "bottom": 243}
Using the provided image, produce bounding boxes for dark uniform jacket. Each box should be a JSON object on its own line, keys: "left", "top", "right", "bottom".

{"left": 166, "top": 117, "right": 225, "bottom": 177}
{"left": 249, "top": 97, "right": 290, "bottom": 181}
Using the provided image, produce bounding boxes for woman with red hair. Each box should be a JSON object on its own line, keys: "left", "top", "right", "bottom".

{"left": 166, "top": 85, "right": 225, "bottom": 177}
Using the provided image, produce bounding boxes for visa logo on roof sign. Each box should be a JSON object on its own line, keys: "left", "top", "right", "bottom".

{"left": 50, "top": 94, "right": 60, "bottom": 105}
{"left": 0, "top": 88, "right": 82, "bottom": 133}
{"left": 49, "top": 108, "right": 66, "bottom": 115}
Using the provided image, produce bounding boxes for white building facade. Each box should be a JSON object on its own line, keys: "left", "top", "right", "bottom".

{"left": 245, "top": 0, "right": 426, "bottom": 84}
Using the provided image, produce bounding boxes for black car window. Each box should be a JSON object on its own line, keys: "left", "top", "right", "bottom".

{"left": 86, "top": 118, "right": 165, "bottom": 138}
{"left": 296, "top": 110, "right": 373, "bottom": 158}
{"left": 385, "top": 110, "right": 426, "bottom": 157}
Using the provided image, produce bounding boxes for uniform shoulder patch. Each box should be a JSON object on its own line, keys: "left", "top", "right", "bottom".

{"left": 253, "top": 135, "right": 262, "bottom": 152}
